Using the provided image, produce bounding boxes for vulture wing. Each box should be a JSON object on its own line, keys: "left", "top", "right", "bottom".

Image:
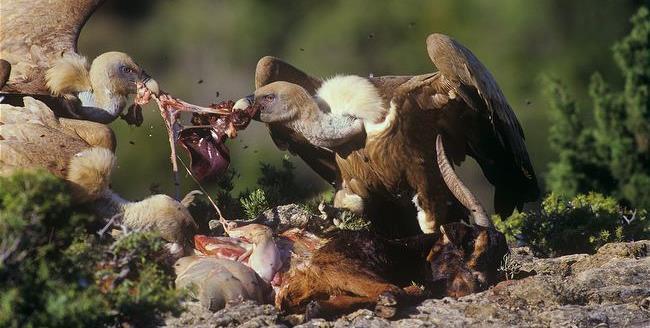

{"left": 0, "top": 0, "right": 105, "bottom": 94}
{"left": 0, "top": 97, "right": 91, "bottom": 177}
{"left": 416, "top": 33, "right": 540, "bottom": 216}
{"left": 255, "top": 56, "right": 341, "bottom": 186}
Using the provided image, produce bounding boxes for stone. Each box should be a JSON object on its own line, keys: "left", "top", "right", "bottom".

{"left": 256, "top": 204, "right": 333, "bottom": 233}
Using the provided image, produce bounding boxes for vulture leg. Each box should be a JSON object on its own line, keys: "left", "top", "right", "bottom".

{"left": 408, "top": 144, "right": 467, "bottom": 233}
{"left": 411, "top": 178, "right": 466, "bottom": 233}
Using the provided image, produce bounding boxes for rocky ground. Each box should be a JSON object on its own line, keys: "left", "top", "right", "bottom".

{"left": 164, "top": 205, "right": 650, "bottom": 327}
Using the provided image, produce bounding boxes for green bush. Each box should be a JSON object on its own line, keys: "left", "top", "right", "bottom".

{"left": 235, "top": 156, "right": 310, "bottom": 220}
{"left": 545, "top": 7, "right": 650, "bottom": 209}
{"left": 0, "top": 171, "right": 181, "bottom": 328}
{"left": 188, "top": 157, "right": 315, "bottom": 224}
{"left": 495, "top": 192, "right": 649, "bottom": 257}
{"left": 240, "top": 188, "right": 270, "bottom": 219}
{"left": 334, "top": 210, "right": 371, "bottom": 231}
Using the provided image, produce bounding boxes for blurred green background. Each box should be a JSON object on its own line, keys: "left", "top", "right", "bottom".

{"left": 78, "top": 0, "right": 647, "bottom": 214}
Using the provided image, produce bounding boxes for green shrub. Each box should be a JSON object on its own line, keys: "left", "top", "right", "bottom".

{"left": 235, "top": 156, "right": 311, "bottom": 220}
{"left": 240, "top": 188, "right": 270, "bottom": 219}
{"left": 494, "top": 192, "right": 649, "bottom": 257}
{"left": 545, "top": 7, "right": 650, "bottom": 209}
{"left": 189, "top": 156, "right": 316, "bottom": 224}
{"left": 334, "top": 210, "right": 371, "bottom": 231}
{"left": 0, "top": 171, "right": 181, "bottom": 328}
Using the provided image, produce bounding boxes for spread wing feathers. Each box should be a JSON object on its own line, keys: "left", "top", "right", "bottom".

{"left": 425, "top": 34, "right": 528, "bottom": 168}
{"left": 0, "top": 0, "right": 104, "bottom": 94}
{"left": 421, "top": 33, "right": 540, "bottom": 215}
{"left": 255, "top": 56, "right": 342, "bottom": 185}
{"left": 255, "top": 56, "right": 323, "bottom": 92}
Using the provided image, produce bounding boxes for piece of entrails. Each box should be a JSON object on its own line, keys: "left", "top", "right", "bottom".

{"left": 134, "top": 82, "right": 258, "bottom": 182}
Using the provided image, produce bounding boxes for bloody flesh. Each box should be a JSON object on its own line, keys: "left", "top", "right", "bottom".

{"left": 135, "top": 83, "right": 257, "bottom": 183}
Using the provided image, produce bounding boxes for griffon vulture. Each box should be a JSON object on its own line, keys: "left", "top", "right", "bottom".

{"left": 235, "top": 34, "right": 539, "bottom": 235}
{"left": 0, "top": 0, "right": 159, "bottom": 123}
{"left": 0, "top": 97, "right": 197, "bottom": 250}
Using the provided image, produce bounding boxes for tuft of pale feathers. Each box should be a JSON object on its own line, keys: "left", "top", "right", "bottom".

{"left": 316, "top": 75, "right": 386, "bottom": 123}
{"left": 66, "top": 147, "right": 115, "bottom": 203}
{"left": 122, "top": 194, "right": 198, "bottom": 245}
{"left": 46, "top": 53, "right": 92, "bottom": 96}
{"left": 334, "top": 188, "right": 365, "bottom": 214}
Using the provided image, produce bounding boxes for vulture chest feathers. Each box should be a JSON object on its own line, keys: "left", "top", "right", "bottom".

{"left": 316, "top": 75, "right": 467, "bottom": 234}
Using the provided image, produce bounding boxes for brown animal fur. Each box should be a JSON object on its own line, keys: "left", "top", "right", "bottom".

{"left": 0, "top": 59, "right": 10, "bottom": 89}
{"left": 276, "top": 226, "right": 508, "bottom": 319}
{"left": 276, "top": 231, "right": 435, "bottom": 319}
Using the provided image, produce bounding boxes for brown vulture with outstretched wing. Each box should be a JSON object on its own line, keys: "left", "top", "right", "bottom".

{"left": 0, "top": 0, "right": 159, "bottom": 124}
{"left": 236, "top": 33, "right": 539, "bottom": 236}
{"left": 0, "top": 1, "right": 196, "bottom": 250}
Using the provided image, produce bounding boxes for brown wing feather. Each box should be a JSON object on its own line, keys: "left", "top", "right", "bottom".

{"left": 0, "top": 0, "right": 105, "bottom": 94}
{"left": 413, "top": 33, "right": 539, "bottom": 216}
{"left": 255, "top": 56, "right": 322, "bottom": 92}
{"left": 425, "top": 34, "right": 528, "bottom": 167}
{"left": 255, "top": 56, "right": 341, "bottom": 185}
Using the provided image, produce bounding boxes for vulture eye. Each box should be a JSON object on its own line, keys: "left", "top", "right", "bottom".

{"left": 120, "top": 66, "right": 135, "bottom": 74}
{"left": 264, "top": 94, "right": 275, "bottom": 102}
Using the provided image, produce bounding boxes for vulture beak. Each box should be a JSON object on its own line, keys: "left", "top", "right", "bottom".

{"left": 140, "top": 71, "right": 160, "bottom": 96}
{"left": 233, "top": 94, "right": 260, "bottom": 120}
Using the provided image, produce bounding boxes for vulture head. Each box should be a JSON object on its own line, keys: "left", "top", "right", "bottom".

{"left": 0, "top": 0, "right": 160, "bottom": 124}
{"left": 236, "top": 79, "right": 365, "bottom": 151}
{"left": 246, "top": 81, "right": 316, "bottom": 123}
{"left": 44, "top": 51, "right": 160, "bottom": 123}
{"left": 90, "top": 51, "right": 159, "bottom": 97}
